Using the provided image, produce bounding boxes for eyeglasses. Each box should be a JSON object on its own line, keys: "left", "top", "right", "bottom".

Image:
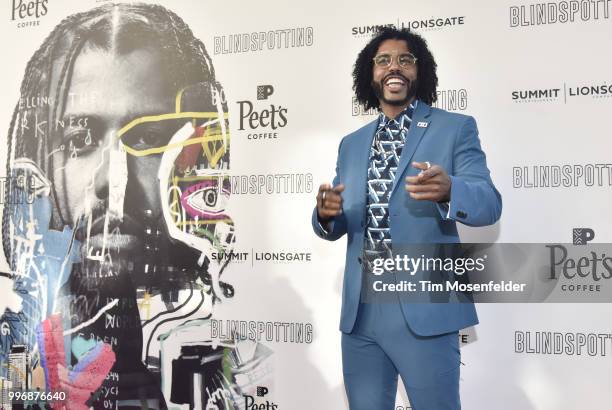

{"left": 372, "top": 53, "right": 418, "bottom": 68}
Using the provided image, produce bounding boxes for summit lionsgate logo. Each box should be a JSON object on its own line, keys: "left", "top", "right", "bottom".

{"left": 351, "top": 15, "right": 466, "bottom": 37}
{"left": 512, "top": 82, "right": 612, "bottom": 103}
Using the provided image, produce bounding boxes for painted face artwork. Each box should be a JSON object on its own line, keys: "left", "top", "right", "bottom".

{"left": 52, "top": 46, "right": 234, "bottom": 300}
{"left": 1, "top": 4, "right": 272, "bottom": 409}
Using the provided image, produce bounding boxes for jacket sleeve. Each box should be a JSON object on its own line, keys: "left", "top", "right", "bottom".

{"left": 436, "top": 116, "right": 502, "bottom": 227}
{"left": 312, "top": 137, "right": 348, "bottom": 241}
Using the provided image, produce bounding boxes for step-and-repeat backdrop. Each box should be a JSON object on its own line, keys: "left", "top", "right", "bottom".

{"left": 0, "top": 1, "right": 611, "bottom": 409}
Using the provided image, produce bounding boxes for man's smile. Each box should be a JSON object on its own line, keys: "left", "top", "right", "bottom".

{"left": 383, "top": 74, "right": 408, "bottom": 93}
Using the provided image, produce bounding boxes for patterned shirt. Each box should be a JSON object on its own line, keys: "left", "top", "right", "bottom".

{"left": 363, "top": 102, "right": 416, "bottom": 269}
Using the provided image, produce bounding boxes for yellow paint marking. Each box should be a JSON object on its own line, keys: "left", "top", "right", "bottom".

{"left": 137, "top": 291, "right": 152, "bottom": 320}
{"left": 122, "top": 133, "right": 230, "bottom": 157}
{"left": 117, "top": 111, "right": 228, "bottom": 139}
{"left": 175, "top": 88, "right": 186, "bottom": 113}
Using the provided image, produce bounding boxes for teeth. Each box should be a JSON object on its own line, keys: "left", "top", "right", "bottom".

{"left": 385, "top": 78, "right": 405, "bottom": 86}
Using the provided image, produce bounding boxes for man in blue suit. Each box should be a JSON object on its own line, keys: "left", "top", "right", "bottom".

{"left": 312, "top": 27, "right": 501, "bottom": 409}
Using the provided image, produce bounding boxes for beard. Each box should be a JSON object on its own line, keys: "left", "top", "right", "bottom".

{"left": 372, "top": 75, "right": 418, "bottom": 107}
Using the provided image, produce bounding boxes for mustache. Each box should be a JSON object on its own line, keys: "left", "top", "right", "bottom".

{"left": 382, "top": 73, "right": 410, "bottom": 84}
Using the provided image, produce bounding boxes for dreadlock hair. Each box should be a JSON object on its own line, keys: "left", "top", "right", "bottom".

{"left": 2, "top": 3, "right": 227, "bottom": 265}
{"left": 352, "top": 26, "right": 438, "bottom": 110}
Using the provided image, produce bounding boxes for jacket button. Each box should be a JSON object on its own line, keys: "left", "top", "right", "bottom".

{"left": 360, "top": 220, "right": 365, "bottom": 228}
{"left": 456, "top": 210, "right": 467, "bottom": 219}
{"left": 358, "top": 257, "right": 363, "bottom": 264}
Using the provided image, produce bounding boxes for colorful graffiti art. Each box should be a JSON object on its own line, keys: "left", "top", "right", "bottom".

{"left": 1, "top": 4, "right": 272, "bottom": 409}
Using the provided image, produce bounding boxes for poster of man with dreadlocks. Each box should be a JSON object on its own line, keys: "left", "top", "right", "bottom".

{"left": 0, "top": 3, "right": 272, "bottom": 409}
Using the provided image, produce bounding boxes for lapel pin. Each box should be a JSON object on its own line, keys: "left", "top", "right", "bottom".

{"left": 417, "top": 122, "right": 429, "bottom": 128}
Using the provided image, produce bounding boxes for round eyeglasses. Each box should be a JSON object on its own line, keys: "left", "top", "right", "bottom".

{"left": 373, "top": 53, "right": 418, "bottom": 68}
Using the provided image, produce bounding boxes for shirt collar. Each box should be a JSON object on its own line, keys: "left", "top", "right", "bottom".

{"left": 378, "top": 100, "right": 418, "bottom": 129}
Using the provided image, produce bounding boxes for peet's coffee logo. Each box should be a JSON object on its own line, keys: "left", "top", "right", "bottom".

{"left": 243, "top": 386, "right": 278, "bottom": 409}
{"left": 351, "top": 16, "right": 465, "bottom": 37}
{"left": 12, "top": 0, "right": 48, "bottom": 28}
{"left": 352, "top": 88, "right": 468, "bottom": 117}
{"left": 236, "top": 85, "right": 288, "bottom": 141}
{"left": 547, "top": 237, "right": 612, "bottom": 293}
{"left": 513, "top": 82, "right": 612, "bottom": 103}
{"left": 573, "top": 228, "right": 595, "bottom": 245}
{"left": 509, "top": 1, "right": 611, "bottom": 28}
{"left": 257, "top": 85, "right": 274, "bottom": 101}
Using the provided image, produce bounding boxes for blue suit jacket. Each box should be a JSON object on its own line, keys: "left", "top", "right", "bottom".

{"left": 312, "top": 101, "right": 502, "bottom": 336}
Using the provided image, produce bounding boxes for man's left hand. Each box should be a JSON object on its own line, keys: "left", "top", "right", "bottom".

{"left": 405, "top": 161, "right": 451, "bottom": 202}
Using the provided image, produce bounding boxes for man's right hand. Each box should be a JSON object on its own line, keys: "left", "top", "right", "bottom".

{"left": 316, "top": 183, "right": 345, "bottom": 222}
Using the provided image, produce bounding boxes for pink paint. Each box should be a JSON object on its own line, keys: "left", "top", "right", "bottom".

{"left": 38, "top": 315, "right": 66, "bottom": 398}
{"left": 180, "top": 180, "right": 230, "bottom": 219}
{"left": 37, "top": 314, "right": 116, "bottom": 409}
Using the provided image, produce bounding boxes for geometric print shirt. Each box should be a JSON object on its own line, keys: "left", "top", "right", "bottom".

{"left": 363, "top": 102, "right": 416, "bottom": 270}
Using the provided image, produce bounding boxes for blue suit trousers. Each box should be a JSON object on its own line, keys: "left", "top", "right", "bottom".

{"left": 342, "top": 301, "right": 461, "bottom": 410}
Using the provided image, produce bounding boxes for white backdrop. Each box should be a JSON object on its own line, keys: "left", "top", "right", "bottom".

{"left": 1, "top": 0, "right": 611, "bottom": 409}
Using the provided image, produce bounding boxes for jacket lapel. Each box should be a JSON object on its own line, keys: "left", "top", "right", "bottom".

{"left": 390, "top": 101, "right": 432, "bottom": 197}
